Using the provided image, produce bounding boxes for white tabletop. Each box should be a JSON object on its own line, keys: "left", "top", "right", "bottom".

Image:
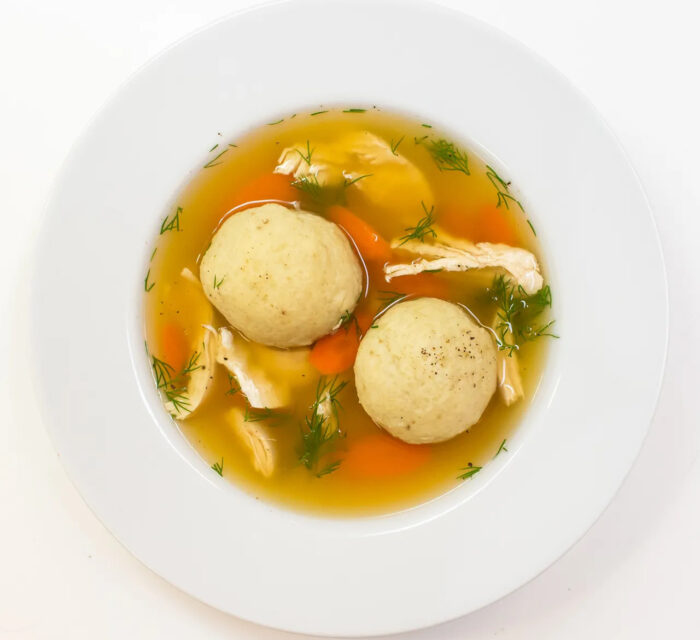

{"left": 1, "top": 0, "right": 698, "bottom": 638}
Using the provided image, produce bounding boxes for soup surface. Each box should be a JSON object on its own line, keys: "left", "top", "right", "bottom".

{"left": 144, "top": 107, "right": 554, "bottom": 515}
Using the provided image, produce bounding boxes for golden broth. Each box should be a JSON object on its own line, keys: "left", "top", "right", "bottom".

{"left": 144, "top": 107, "right": 551, "bottom": 516}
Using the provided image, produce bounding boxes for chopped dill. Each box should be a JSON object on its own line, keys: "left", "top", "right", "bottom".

{"left": 225, "top": 373, "right": 240, "bottom": 396}
{"left": 299, "top": 376, "right": 347, "bottom": 474}
{"left": 390, "top": 135, "right": 405, "bottom": 155}
{"left": 291, "top": 174, "right": 324, "bottom": 200}
{"left": 144, "top": 269, "right": 155, "bottom": 292}
{"left": 228, "top": 143, "right": 238, "bottom": 148}
{"left": 398, "top": 201, "right": 437, "bottom": 246}
{"left": 343, "top": 108, "right": 366, "bottom": 113}
{"left": 413, "top": 135, "right": 429, "bottom": 144}
{"left": 489, "top": 275, "right": 557, "bottom": 356}
{"left": 160, "top": 207, "right": 182, "bottom": 234}
{"left": 213, "top": 274, "right": 225, "bottom": 289}
{"left": 457, "top": 464, "right": 482, "bottom": 480}
{"left": 424, "top": 268, "right": 443, "bottom": 273}
{"left": 208, "top": 143, "right": 219, "bottom": 152}
{"left": 310, "top": 110, "right": 328, "bottom": 116}
{"left": 424, "top": 138, "right": 470, "bottom": 175}
{"left": 421, "top": 123, "right": 432, "bottom": 128}
{"left": 203, "top": 149, "right": 228, "bottom": 168}
{"left": 266, "top": 119, "right": 284, "bottom": 125}
{"left": 495, "top": 439, "right": 508, "bottom": 457}
{"left": 486, "top": 165, "right": 523, "bottom": 211}
{"left": 316, "top": 460, "right": 342, "bottom": 478}
{"left": 339, "top": 310, "right": 361, "bottom": 336}
{"left": 150, "top": 247, "right": 157, "bottom": 262}
{"left": 527, "top": 219, "right": 537, "bottom": 236}
{"left": 150, "top": 348, "right": 203, "bottom": 415}
{"left": 343, "top": 173, "right": 372, "bottom": 187}
{"left": 211, "top": 458, "right": 224, "bottom": 476}
{"left": 370, "top": 323, "right": 379, "bottom": 329}
{"left": 295, "top": 140, "right": 314, "bottom": 165}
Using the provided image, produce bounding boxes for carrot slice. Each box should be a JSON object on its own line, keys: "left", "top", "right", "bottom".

{"left": 160, "top": 322, "right": 188, "bottom": 372}
{"left": 440, "top": 204, "right": 517, "bottom": 245}
{"left": 234, "top": 173, "right": 297, "bottom": 207}
{"left": 309, "top": 310, "right": 372, "bottom": 375}
{"left": 390, "top": 272, "right": 450, "bottom": 299}
{"left": 342, "top": 432, "right": 431, "bottom": 479}
{"left": 327, "top": 205, "right": 392, "bottom": 263}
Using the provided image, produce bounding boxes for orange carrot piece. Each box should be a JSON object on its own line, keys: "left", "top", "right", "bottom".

{"left": 327, "top": 205, "right": 392, "bottom": 263}
{"left": 342, "top": 432, "right": 431, "bottom": 479}
{"left": 309, "top": 310, "right": 372, "bottom": 375}
{"left": 390, "top": 272, "right": 450, "bottom": 299}
{"left": 440, "top": 204, "right": 517, "bottom": 245}
{"left": 160, "top": 322, "right": 188, "bottom": 372}
{"left": 235, "top": 173, "right": 296, "bottom": 207}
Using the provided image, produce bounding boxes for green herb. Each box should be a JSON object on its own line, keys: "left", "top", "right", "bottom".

{"left": 290, "top": 113, "right": 297, "bottom": 118}
{"left": 421, "top": 123, "right": 432, "bottom": 128}
{"left": 228, "top": 143, "right": 238, "bottom": 148}
{"left": 377, "top": 290, "right": 407, "bottom": 314}
{"left": 160, "top": 207, "right": 182, "bottom": 234}
{"left": 316, "top": 460, "right": 342, "bottom": 478}
{"left": 457, "top": 464, "right": 482, "bottom": 480}
{"left": 413, "top": 135, "right": 428, "bottom": 144}
{"left": 291, "top": 174, "right": 324, "bottom": 200}
{"left": 343, "top": 173, "right": 372, "bottom": 187}
{"left": 398, "top": 201, "right": 437, "bottom": 246}
{"left": 495, "top": 439, "right": 508, "bottom": 457}
{"left": 299, "top": 376, "right": 347, "bottom": 474}
{"left": 390, "top": 135, "right": 405, "bottom": 155}
{"left": 343, "top": 108, "right": 366, "bottom": 113}
{"left": 424, "top": 138, "right": 470, "bottom": 175}
{"left": 211, "top": 458, "right": 224, "bottom": 476}
{"left": 527, "top": 219, "right": 537, "bottom": 236}
{"left": 226, "top": 373, "right": 240, "bottom": 397}
{"left": 310, "top": 110, "right": 328, "bottom": 116}
{"left": 424, "top": 268, "right": 443, "bottom": 273}
{"left": 144, "top": 268, "right": 155, "bottom": 292}
{"left": 149, "top": 247, "right": 157, "bottom": 262}
{"left": 295, "top": 140, "right": 314, "bottom": 165}
{"left": 213, "top": 274, "right": 225, "bottom": 290}
{"left": 203, "top": 149, "right": 228, "bottom": 168}
{"left": 370, "top": 323, "right": 379, "bottom": 329}
{"left": 209, "top": 143, "right": 219, "bottom": 152}
{"left": 489, "top": 275, "right": 557, "bottom": 356}
{"left": 244, "top": 406, "right": 274, "bottom": 422}
{"left": 267, "top": 119, "right": 284, "bottom": 125}
{"left": 151, "top": 348, "right": 203, "bottom": 415}
{"left": 486, "top": 165, "right": 523, "bottom": 211}
{"left": 339, "top": 310, "right": 362, "bottom": 336}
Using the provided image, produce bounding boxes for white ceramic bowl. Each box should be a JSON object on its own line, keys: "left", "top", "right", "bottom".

{"left": 32, "top": 0, "right": 667, "bottom": 635}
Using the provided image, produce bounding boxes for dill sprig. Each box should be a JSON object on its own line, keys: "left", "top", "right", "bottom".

{"left": 527, "top": 219, "right": 537, "bottom": 236}
{"left": 398, "top": 201, "right": 437, "bottom": 246}
{"left": 213, "top": 274, "right": 225, "bottom": 290}
{"left": 299, "top": 376, "right": 347, "bottom": 474}
{"left": 211, "top": 458, "right": 224, "bottom": 476}
{"left": 339, "top": 310, "right": 361, "bottom": 336}
{"left": 489, "top": 275, "right": 557, "bottom": 356}
{"left": 343, "top": 173, "right": 372, "bottom": 187}
{"left": 266, "top": 118, "right": 284, "bottom": 125}
{"left": 343, "top": 108, "right": 366, "bottom": 113}
{"left": 424, "top": 138, "right": 470, "bottom": 175}
{"left": 244, "top": 406, "right": 274, "bottom": 422}
{"left": 316, "top": 460, "right": 342, "bottom": 478}
{"left": 310, "top": 110, "right": 328, "bottom": 116}
{"left": 390, "top": 135, "right": 405, "bottom": 155}
{"left": 495, "top": 439, "right": 508, "bottom": 457}
{"left": 144, "top": 269, "right": 155, "bottom": 292}
{"left": 486, "top": 165, "right": 523, "bottom": 211}
{"left": 160, "top": 207, "right": 182, "bottom": 234}
{"left": 150, "top": 348, "right": 203, "bottom": 415}
{"left": 457, "top": 464, "right": 482, "bottom": 480}
{"left": 295, "top": 140, "right": 314, "bottom": 165}
{"left": 291, "top": 174, "right": 324, "bottom": 200}
{"left": 203, "top": 149, "right": 228, "bottom": 168}
{"left": 225, "top": 373, "right": 240, "bottom": 396}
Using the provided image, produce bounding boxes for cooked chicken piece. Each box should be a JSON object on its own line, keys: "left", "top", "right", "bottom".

{"left": 164, "top": 330, "right": 217, "bottom": 418}
{"left": 226, "top": 407, "right": 275, "bottom": 477}
{"left": 386, "top": 227, "right": 543, "bottom": 295}
{"left": 274, "top": 131, "right": 433, "bottom": 229}
{"left": 492, "top": 317, "right": 525, "bottom": 406}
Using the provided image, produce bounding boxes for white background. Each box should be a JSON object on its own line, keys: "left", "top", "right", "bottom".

{"left": 1, "top": 0, "right": 698, "bottom": 638}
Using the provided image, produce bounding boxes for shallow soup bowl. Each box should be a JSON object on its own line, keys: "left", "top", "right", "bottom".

{"left": 32, "top": 0, "right": 667, "bottom": 635}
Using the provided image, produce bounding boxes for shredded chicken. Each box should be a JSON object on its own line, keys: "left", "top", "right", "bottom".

{"left": 165, "top": 330, "right": 217, "bottom": 418}
{"left": 274, "top": 131, "right": 433, "bottom": 226}
{"left": 180, "top": 266, "right": 199, "bottom": 285}
{"left": 386, "top": 228, "right": 543, "bottom": 295}
{"left": 492, "top": 317, "right": 525, "bottom": 406}
{"left": 205, "top": 326, "right": 285, "bottom": 409}
{"left": 226, "top": 407, "right": 275, "bottom": 477}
